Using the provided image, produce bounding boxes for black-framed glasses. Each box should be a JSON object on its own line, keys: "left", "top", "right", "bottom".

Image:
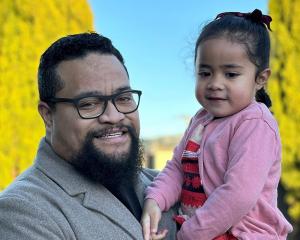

{"left": 46, "top": 90, "right": 142, "bottom": 119}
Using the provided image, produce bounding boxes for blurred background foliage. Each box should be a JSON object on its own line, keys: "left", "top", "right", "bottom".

{"left": 0, "top": 0, "right": 93, "bottom": 188}
{"left": 0, "top": 0, "right": 299, "bottom": 238}
{"left": 267, "top": 0, "right": 300, "bottom": 237}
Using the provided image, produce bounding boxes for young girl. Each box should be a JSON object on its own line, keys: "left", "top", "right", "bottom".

{"left": 141, "top": 9, "right": 293, "bottom": 240}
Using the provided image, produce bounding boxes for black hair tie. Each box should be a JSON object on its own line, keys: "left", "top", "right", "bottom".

{"left": 215, "top": 9, "right": 272, "bottom": 31}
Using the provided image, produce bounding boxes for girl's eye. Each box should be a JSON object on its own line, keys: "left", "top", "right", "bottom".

{"left": 198, "top": 71, "right": 210, "bottom": 78}
{"left": 225, "top": 72, "right": 240, "bottom": 78}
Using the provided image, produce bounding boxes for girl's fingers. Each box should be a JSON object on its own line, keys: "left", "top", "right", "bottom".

{"left": 149, "top": 211, "right": 161, "bottom": 235}
{"left": 141, "top": 214, "right": 151, "bottom": 240}
{"left": 151, "top": 229, "right": 168, "bottom": 240}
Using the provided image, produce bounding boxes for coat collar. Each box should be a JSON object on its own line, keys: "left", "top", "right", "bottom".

{"left": 34, "top": 138, "right": 145, "bottom": 239}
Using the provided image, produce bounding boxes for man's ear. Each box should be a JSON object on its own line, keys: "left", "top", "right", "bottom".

{"left": 38, "top": 101, "right": 53, "bottom": 129}
{"left": 255, "top": 68, "right": 271, "bottom": 90}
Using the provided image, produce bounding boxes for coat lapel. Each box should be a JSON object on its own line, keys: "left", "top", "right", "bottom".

{"left": 82, "top": 184, "right": 143, "bottom": 239}
{"left": 35, "top": 138, "right": 143, "bottom": 240}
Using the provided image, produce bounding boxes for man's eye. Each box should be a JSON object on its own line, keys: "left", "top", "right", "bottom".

{"left": 116, "top": 94, "right": 133, "bottom": 103}
{"left": 78, "top": 100, "right": 100, "bottom": 109}
{"left": 118, "top": 97, "right": 131, "bottom": 101}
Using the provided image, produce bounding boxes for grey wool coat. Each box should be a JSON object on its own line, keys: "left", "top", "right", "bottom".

{"left": 0, "top": 138, "right": 177, "bottom": 240}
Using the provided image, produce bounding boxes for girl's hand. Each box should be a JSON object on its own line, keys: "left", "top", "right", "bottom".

{"left": 141, "top": 199, "right": 168, "bottom": 240}
{"left": 150, "top": 229, "right": 168, "bottom": 240}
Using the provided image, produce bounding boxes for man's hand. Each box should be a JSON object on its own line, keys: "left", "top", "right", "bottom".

{"left": 141, "top": 199, "right": 168, "bottom": 240}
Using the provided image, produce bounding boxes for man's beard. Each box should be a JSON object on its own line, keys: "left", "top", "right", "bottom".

{"left": 70, "top": 125, "right": 143, "bottom": 188}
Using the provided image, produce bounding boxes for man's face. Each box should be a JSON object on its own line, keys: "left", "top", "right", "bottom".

{"left": 49, "top": 53, "right": 140, "bottom": 163}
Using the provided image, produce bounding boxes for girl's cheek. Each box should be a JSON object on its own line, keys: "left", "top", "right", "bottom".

{"left": 195, "top": 84, "right": 203, "bottom": 104}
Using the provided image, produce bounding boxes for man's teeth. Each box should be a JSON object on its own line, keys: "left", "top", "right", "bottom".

{"left": 99, "top": 132, "right": 123, "bottom": 138}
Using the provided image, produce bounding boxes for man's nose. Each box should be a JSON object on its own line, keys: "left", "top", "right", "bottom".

{"left": 98, "top": 101, "right": 125, "bottom": 123}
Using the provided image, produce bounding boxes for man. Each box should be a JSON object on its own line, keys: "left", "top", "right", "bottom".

{"left": 0, "top": 32, "right": 177, "bottom": 239}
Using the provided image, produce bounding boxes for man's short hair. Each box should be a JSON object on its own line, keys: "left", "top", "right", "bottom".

{"left": 38, "top": 32, "right": 128, "bottom": 102}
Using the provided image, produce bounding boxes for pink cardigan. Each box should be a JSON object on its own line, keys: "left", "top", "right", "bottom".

{"left": 146, "top": 102, "right": 293, "bottom": 240}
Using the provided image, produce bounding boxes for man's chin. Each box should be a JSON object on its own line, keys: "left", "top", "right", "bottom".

{"left": 71, "top": 127, "right": 142, "bottom": 187}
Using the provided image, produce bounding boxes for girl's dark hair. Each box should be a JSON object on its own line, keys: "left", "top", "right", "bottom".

{"left": 194, "top": 9, "right": 272, "bottom": 108}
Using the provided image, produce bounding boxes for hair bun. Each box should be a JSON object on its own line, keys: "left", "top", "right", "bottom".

{"left": 215, "top": 9, "right": 272, "bottom": 31}
{"left": 248, "top": 9, "right": 272, "bottom": 31}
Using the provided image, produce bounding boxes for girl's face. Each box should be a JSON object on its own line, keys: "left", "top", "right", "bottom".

{"left": 195, "top": 38, "right": 264, "bottom": 118}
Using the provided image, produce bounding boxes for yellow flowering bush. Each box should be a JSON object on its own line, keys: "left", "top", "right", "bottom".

{"left": 0, "top": 0, "right": 93, "bottom": 190}
{"left": 269, "top": 0, "right": 300, "bottom": 223}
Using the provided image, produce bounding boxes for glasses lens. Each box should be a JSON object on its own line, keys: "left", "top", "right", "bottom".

{"left": 114, "top": 91, "right": 140, "bottom": 113}
{"left": 77, "top": 97, "right": 105, "bottom": 118}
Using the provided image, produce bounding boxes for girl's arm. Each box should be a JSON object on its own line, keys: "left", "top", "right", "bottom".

{"left": 142, "top": 123, "right": 204, "bottom": 239}
{"left": 142, "top": 137, "right": 186, "bottom": 240}
{"left": 145, "top": 134, "right": 187, "bottom": 211}
{"left": 144, "top": 112, "right": 204, "bottom": 211}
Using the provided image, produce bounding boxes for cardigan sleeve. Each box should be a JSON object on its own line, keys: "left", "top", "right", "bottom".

{"left": 145, "top": 117, "right": 198, "bottom": 211}
{"left": 177, "top": 118, "right": 280, "bottom": 240}
{"left": 145, "top": 136, "right": 186, "bottom": 211}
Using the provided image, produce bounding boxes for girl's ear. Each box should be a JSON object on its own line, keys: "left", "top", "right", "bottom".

{"left": 255, "top": 68, "right": 271, "bottom": 90}
{"left": 38, "top": 101, "right": 53, "bottom": 129}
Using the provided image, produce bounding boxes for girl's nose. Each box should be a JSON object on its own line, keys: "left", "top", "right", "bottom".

{"left": 207, "top": 77, "right": 224, "bottom": 90}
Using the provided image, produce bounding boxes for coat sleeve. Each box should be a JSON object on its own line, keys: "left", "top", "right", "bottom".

{"left": 177, "top": 118, "right": 280, "bottom": 240}
{"left": 0, "top": 196, "right": 68, "bottom": 240}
